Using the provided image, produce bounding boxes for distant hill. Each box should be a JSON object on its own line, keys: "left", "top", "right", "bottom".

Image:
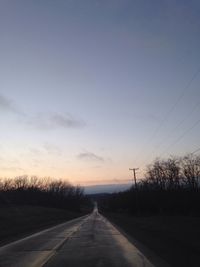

{"left": 84, "top": 183, "right": 131, "bottom": 195}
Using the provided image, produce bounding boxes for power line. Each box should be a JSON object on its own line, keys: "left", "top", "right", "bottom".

{"left": 148, "top": 100, "right": 200, "bottom": 158}
{"left": 159, "top": 117, "right": 200, "bottom": 158}
{"left": 191, "top": 148, "right": 200, "bottom": 155}
{"left": 147, "top": 66, "right": 200, "bottom": 144}
{"left": 135, "top": 65, "right": 200, "bottom": 164}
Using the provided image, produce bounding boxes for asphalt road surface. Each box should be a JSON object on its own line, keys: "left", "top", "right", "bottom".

{"left": 0, "top": 209, "right": 155, "bottom": 267}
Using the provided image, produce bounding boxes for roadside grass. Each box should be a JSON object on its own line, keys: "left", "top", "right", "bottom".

{"left": 104, "top": 213, "right": 200, "bottom": 267}
{"left": 0, "top": 205, "right": 87, "bottom": 246}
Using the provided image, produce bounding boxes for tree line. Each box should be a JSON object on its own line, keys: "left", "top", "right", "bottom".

{"left": 99, "top": 153, "right": 200, "bottom": 215}
{"left": 0, "top": 176, "right": 85, "bottom": 211}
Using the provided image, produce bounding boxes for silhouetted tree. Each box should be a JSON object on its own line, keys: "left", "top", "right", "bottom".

{"left": 0, "top": 176, "right": 85, "bottom": 211}
{"left": 180, "top": 154, "right": 200, "bottom": 191}
{"left": 99, "top": 153, "right": 200, "bottom": 216}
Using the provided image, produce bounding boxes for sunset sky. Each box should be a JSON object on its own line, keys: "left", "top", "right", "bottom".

{"left": 1, "top": 0, "right": 200, "bottom": 185}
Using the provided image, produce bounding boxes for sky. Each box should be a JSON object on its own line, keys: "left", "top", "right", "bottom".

{"left": 0, "top": 0, "right": 200, "bottom": 186}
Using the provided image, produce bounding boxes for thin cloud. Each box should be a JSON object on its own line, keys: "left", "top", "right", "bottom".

{"left": 77, "top": 152, "right": 104, "bottom": 162}
{"left": 29, "top": 144, "right": 62, "bottom": 157}
{"left": 0, "top": 94, "right": 17, "bottom": 113}
{"left": 28, "top": 113, "right": 85, "bottom": 130}
{"left": 52, "top": 113, "right": 85, "bottom": 128}
{"left": 29, "top": 148, "right": 43, "bottom": 156}
{"left": 0, "top": 94, "right": 25, "bottom": 116}
{"left": 0, "top": 94, "right": 86, "bottom": 130}
{"left": 0, "top": 166, "right": 24, "bottom": 172}
{"left": 0, "top": 95, "right": 12, "bottom": 110}
{"left": 43, "top": 143, "right": 62, "bottom": 155}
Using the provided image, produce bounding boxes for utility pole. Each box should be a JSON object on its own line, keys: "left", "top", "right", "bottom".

{"left": 129, "top": 168, "right": 139, "bottom": 189}
{"left": 129, "top": 167, "right": 139, "bottom": 214}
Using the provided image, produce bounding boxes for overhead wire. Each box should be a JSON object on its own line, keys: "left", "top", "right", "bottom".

{"left": 145, "top": 66, "right": 200, "bottom": 144}
{"left": 148, "top": 100, "right": 200, "bottom": 157}
{"left": 191, "top": 147, "right": 200, "bottom": 155}
{"left": 137, "top": 65, "right": 200, "bottom": 165}
{"left": 158, "top": 117, "right": 200, "bottom": 158}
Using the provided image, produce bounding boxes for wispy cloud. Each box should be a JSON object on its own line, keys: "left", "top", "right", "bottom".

{"left": 27, "top": 113, "right": 85, "bottom": 130}
{"left": 0, "top": 95, "right": 12, "bottom": 110}
{"left": 43, "top": 143, "right": 62, "bottom": 155}
{"left": 0, "top": 94, "right": 20, "bottom": 114}
{"left": 77, "top": 152, "right": 104, "bottom": 162}
{"left": 0, "top": 94, "right": 86, "bottom": 130}
{"left": 0, "top": 94, "right": 26, "bottom": 118}
{"left": 29, "top": 148, "right": 43, "bottom": 156}
{"left": 51, "top": 113, "right": 85, "bottom": 128}
{"left": 29, "top": 143, "right": 62, "bottom": 156}
{"left": 0, "top": 166, "right": 24, "bottom": 172}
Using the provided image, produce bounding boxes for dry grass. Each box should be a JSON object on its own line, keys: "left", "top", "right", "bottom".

{"left": 105, "top": 213, "right": 200, "bottom": 267}
{"left": 0, "top": 205, "right": 85, "bottom": 246}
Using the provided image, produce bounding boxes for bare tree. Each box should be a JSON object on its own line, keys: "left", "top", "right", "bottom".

{"left": 180, "top": 154, "right": 200, "bottom": 191}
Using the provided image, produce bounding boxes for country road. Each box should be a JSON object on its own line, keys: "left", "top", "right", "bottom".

{"left": 0, "top": 208, "right": 155, "bottom": 267}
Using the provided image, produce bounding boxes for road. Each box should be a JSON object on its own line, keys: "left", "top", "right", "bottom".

{"left": 0, "top": 209, "right": 155, "bottom": 267}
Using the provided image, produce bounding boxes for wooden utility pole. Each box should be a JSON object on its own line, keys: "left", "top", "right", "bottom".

{"left": 129, "top": 167, "right": 140, "bottom": 214}
{"left": 129, "top": 168, "right": 139, "bottom": 189}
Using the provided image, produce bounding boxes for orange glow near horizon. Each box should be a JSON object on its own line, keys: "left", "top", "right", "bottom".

{"left": 0, "top": 161, "right": 145, "bottom": 186}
